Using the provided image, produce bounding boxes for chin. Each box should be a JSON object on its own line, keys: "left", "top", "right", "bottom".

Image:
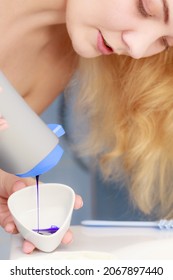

{"left": 72, "top": 41, "right": 100, "bottom": 58}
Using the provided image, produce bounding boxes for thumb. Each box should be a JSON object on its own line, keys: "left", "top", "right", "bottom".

{"left": 12, "top": 177, "right": 37, "bottom": 193}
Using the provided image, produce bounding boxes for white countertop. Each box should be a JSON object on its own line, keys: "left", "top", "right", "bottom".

{"left": 10, "top": 225, "right": 173, "bottom": 259}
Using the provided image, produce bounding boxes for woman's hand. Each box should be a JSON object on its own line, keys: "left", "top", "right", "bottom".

{"left": 0, "top": 169, "right": 35, "bottom": 234}
{"left": 0, "top": 169, "right": 83, "bottom": 254}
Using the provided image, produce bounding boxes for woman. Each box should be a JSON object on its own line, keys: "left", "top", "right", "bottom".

{"left": 1, "top": 0, "right": 173, "bottom": 253}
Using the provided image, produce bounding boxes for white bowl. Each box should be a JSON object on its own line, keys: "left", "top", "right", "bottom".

{"left": 8, "top": 183, "right": 75, "bottom": 252}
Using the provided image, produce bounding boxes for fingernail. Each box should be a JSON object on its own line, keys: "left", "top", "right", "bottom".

{"left": 13, "top": 180, "right": 26, "bottom": 191}
{"left": 62, "top": 238, "right": 74, "bottom": 245}
{"left": 5, "top": 223, "right": 15, "bottom": 233}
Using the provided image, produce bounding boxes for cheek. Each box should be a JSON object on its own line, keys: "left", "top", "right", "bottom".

{"left": 65, "top": 2, "right": 87, "bottom": 41}
{"left": 97, "top": 1, "right": 136, "bottom": 28}
{"left": 144, "top": 43, "right": 165, "bottom": 57}
{"left": 65, "top": 0, "right": 139, "bottom": 35}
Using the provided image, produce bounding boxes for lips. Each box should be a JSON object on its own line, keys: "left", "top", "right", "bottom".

{"left": 97, "top": 31, "right": 113, "bottom": 55}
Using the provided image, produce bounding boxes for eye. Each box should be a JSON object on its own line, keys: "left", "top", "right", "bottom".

{"left": 137, "top": 0, "right": 152, "bottom": 18}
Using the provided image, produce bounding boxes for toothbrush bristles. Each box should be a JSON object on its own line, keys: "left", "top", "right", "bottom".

{"left": 158, "top": 219, "right": 173, "bottom": 229}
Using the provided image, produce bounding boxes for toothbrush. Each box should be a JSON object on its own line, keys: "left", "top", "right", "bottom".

{"left": 81, "top": 220, "right": 173, "bottom": 230}
{"left": 32, "top": 225, "right": 59, "bottom": 234}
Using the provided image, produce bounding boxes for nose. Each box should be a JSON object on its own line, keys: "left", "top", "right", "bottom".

{"left": 122, "top": 29, "right": 163, "bottom": 59}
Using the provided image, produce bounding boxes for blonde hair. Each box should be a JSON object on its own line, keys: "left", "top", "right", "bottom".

{"left": 70, "top": 49, "right": 173, "bottom": 218}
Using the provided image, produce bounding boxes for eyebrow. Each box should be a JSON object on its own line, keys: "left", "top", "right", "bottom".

{"left": 162, "top": 0, "right": 169, "bottom": 24}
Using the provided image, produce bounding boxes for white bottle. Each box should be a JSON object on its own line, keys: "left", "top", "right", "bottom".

{"left": 0, "top": 71, "right": 64, "bottom": 177}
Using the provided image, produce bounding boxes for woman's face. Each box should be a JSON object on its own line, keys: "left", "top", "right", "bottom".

{"left": 65, "top": 0, "right": 173, "bottom": 59}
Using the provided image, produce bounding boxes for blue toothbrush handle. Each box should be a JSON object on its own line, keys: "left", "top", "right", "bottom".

{"left": 81, "top": 220, "right": 157, "bottom": 227}
{"left": 81, "top": 220, "right": 173, "bottom": 229}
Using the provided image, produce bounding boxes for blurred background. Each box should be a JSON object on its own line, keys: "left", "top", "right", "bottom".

{"left": 0, "top": 94, "right": 150, "bottom": 259}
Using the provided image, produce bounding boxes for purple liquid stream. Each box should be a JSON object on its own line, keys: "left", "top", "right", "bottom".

{"left": 33, "top": 175, "right": 59, "bottom": 235}
{"left": 36, "top": 175, "right": 40, "bottom": 233}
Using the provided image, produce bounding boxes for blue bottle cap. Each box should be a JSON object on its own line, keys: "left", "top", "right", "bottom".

{"left": 16, "top": 124, "right": 65, "bottom": 177}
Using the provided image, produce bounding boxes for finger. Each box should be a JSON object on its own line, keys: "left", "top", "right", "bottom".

{"left": 22, "top": 240, "right": 36, "bottom": 254}
{"left": 0, "top": 207, "right": 18, "bottom": 233}
{"left": 4, "top": 222, "right": 18, "bottom": 234}
{"left": 12, "top": 177, "right": 36, "bottom": 193}
{"left": 12, "top": 181, "right": 27, "bottom": 193}
{"left": 74, "top": 194, "right": 83, "bottom": 209}
{"left": 61, "top": 229, "right": 73, "bottom": 244}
